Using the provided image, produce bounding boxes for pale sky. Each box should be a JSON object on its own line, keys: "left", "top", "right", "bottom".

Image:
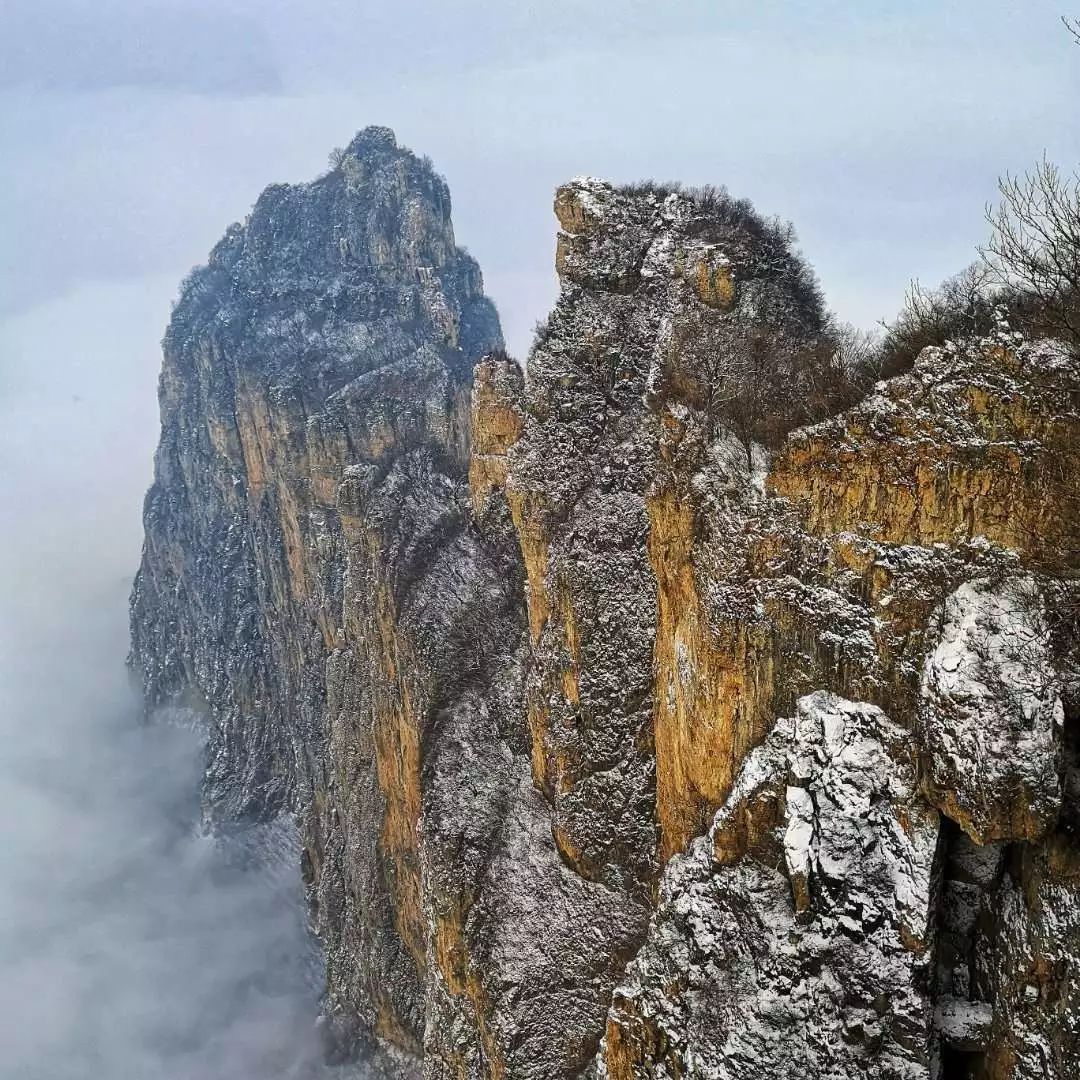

{"left": 2, "top": 0, "right": 1078, "bottom": 357}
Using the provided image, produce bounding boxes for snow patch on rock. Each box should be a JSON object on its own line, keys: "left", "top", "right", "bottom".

{"left": 919, "top": 575, "right": 1064, "bottom": 843}
{"left": 602, "top": 692, "right": 940, "bottom": 1079}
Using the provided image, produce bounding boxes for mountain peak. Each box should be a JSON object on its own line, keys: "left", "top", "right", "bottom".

{"left": 344, "top": 124, "right": 399, "bottom": 156}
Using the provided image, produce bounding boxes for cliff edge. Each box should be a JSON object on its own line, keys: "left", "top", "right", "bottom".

{"left": 131, "top": 134, "right": 1080, "bottom": 1080}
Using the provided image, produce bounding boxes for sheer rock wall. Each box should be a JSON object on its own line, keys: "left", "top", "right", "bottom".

{"left": 131, "top": 137, "right": 1080, "bottom": 1080}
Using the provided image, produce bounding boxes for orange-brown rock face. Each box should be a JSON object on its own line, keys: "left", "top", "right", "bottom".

{"left": 131, "top": 144, "right": 669, "bottom": 1080}
{"left": 645, "top": 486, "right": 779, "bottom": 860}
{"left": 468, "top": 355, "right": 524, "bottom": 516}
{"left": 599, "top": 334, "right": 1080, "bottom": 1080}
{"left": 131, "top": 127, "right": 518, "bottom": 1072}
{"left": 637, "top": 332, "right": 1080, "bottom": 868}
{"left": 769, "top": 338, "right": 1080, "bottom": 568}
{"left": 504, "top": 176, "right": 834, "bottom": 899}
{"left": 132, "top": 148, "right": 1080, "bottom": 1080}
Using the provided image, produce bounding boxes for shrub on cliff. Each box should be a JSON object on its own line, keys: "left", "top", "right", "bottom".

{"left": 868, "top": 265, "right": 999, "bottom": 382}
{"left": 620, "top": 179, "right": 831, "bottom": 338}
{"left": 630, "top": 180, "right": 858, "bottom": 453}
{"left": 671, "top": 294, "right": 870, "bottom": 457}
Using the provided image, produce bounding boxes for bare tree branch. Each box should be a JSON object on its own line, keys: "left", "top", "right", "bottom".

{"left": 981, "top": 157, "right": 1080, "bottom": 347}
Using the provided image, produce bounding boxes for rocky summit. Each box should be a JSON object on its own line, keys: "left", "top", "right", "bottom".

{"left": 130, "top": 128, "right": 1080, "bottom": 1080}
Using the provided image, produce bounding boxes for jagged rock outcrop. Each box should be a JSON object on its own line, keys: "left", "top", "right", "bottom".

{"left": 131, "top": 137, "right": 1080, "bottom": 1080}
{"left": 131, "top": 126, "right": 519, "bottom": 1070}
{"left": 602, "top": 692, "right": 941, "bottom": 1079}
{"left": 919, "top": 576, "right": 1064, "bottom": 845}
{"left": 595, "top": 326, "right": 1080, "bottom": 1080}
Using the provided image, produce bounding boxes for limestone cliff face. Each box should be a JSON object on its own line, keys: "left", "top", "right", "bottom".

{"left": 130, "top": 126, "right": 518, "bottom": 1068}
{"left": 599, "top": 330, "right": 1080, "bottom": 1080}
{"left": 132, "top": 139, "right": 1079, "bottom": 1080}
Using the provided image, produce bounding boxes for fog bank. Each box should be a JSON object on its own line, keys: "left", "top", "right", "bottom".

{"left": 0, "top": 280, "right": 345, "bottom": 1079}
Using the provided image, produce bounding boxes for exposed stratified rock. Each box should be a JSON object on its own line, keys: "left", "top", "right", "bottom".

{"left": 132, "top": 143, "right": 1080, "bottom": 1080}
{"left": 768, "top": 333, "right": 1080, "bottom": 565}
{"left": 468, "top": 352, "right": 524, "bottom": 518}
{"left": 504, "top": 175, "right": 831, "bottom": 894}
{"left": 596, "top": 329, "right": 1080, "bottom": 1078}
{"left": 601, "top": 693, "right": 941, "bottom": 1080}
{"left": 130, "top": 127, "right": 514, "bottom": 1072}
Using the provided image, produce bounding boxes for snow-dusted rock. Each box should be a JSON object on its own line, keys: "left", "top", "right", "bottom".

{"left": 935, "top": 997, "right": 992, "bottom": 1051}
{"left": 602, "top": 693, "right": 940, "bottom": 1080}
{"left": 919, "top": 576, "right": 1065, "bottom": 843}
{"left": 975, "top": 838, "right": 1080, "bottom": 1078}
{"left": 130, "top": 135, "right": 1080, "bottom": 1080}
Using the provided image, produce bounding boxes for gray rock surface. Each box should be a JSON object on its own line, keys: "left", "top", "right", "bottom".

{"left": 131, "top": 126, "right": 513, "bottom": 1072}
{"left": 131, "top": 136, "right": 1080, "bottom": 1080}
{"left": 919, "top": 575, "right": 1064, "bottom": 844}
{"left": 601, "top": 692, "right": 940, "bottom": 1080}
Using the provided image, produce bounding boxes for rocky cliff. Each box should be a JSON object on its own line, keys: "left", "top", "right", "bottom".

{"left": 131, "top": 130, "right": 1079, "bottom": 1080}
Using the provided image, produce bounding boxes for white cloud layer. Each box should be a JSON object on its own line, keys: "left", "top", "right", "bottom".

{"left": 0, "top": 282, "right": 342, "bottom": 1079}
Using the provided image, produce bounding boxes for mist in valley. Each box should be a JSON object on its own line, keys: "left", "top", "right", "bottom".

{"left": 0, "top": 281, "right": 336, "bottom": 1079}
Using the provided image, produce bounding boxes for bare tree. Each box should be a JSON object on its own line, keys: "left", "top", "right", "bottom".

{"left": 667, "top": 306, "right": 863, "bottom": 467}
{"left": 982, "top": 158, "right": 1080, "bottom": 347}
{"left": 1064, "top": 15, "right": 1080, "bottom": 45}
{"left": 872, "top": 264, "right": 998, "bottom": 379}
{"left": 831, "top": 322, "right": 880, "bottom": 379}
